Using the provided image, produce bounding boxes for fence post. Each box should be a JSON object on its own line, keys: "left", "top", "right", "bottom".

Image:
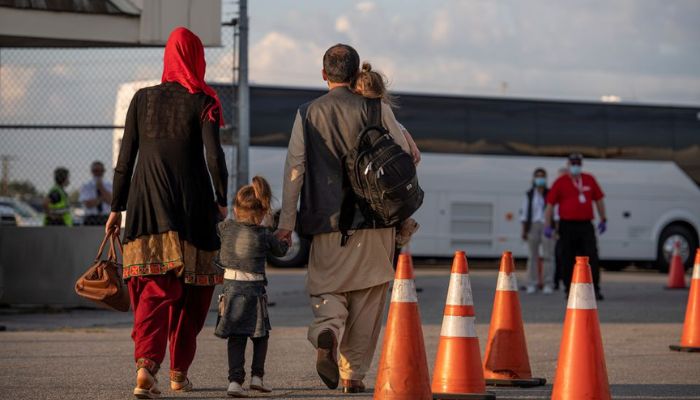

{"left": 236, "top": 0, "right": 249, "bottom": 190}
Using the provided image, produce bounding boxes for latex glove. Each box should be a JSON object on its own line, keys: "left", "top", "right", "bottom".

{"left": 543, "top": 226, "right": 554, "bottom": 239}
{"left": 597, "top": 221, "right": 607, "bottom": 235}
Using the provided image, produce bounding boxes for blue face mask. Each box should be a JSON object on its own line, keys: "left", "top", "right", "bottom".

{"left": 534, "top": 177, "right": 547, "bottom": 187}
{"left": 569, "top": 165, "right": 582, "bottom": 176}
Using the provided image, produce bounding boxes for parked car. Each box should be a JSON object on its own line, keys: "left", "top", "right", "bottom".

{"left": 0, "top": 197, "right": 44, "bottom": 226}
{"left": 0, "top": 204, "right": 17, "bottom": 226}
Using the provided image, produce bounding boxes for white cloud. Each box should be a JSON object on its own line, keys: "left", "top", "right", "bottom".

{"left": 245, "top": 0, "right": 700, "bottom": 104}
{"left": 248, "top": 31, "right": 325, "bottom": 86}
{"left": 0, "top": 66, "right": 35, "bottom": 117}
{"left": 356, "top": 2, "right": 376, "bottom": 13}
{"left": 431, "top": 9, "right": 450, "bottom": 45}
{"left": 50, "top": 64, "right": 70, "bottom": 77}
{"left": 335, "top": 15, "right": 351, "bottom": 33}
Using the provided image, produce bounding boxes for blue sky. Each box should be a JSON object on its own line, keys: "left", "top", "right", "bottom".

{"left": 231, "top": 0, "right": 700, "bottom": 103}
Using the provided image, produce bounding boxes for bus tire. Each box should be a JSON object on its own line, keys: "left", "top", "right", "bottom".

{"left": 656, "top": 224, "right": 698, "bottom": 273}
{"left": 266, "top": 210, "right": 310, "bottom": 268}
{"left": 602, "top": 261, "right": 627, "bottom": 272}
{"left": 267, "top": 230, "right": 310, "bottom": 268}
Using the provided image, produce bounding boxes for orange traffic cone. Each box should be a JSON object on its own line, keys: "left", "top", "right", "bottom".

{"left": 666, "top": 240, "right": 687, "bottom": 289}
{"left": 374, "top": 253, "right": 431, "bottom": 400}
{"left": 432, "top": 251, "right": 495, "bottom": 400}
{"left": 670, "top": 248, "right": 700, "bottom": 352}
{"left": 551, "top": 256, "right": 610, "bottom": 400}
{"left": 483, "top": 251, "right": 546, "bottom": 387}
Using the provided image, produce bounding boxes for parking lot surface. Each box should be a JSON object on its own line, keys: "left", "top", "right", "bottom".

{"left": 1, "top": 264, "right": 699, "bottom": 399}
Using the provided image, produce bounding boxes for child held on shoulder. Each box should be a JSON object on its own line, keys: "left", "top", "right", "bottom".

{"left": 353, "top": 62, "right": 420, "bottom": 250}
{"left": 214, "top": 176, "right": 289, "bottom": 397}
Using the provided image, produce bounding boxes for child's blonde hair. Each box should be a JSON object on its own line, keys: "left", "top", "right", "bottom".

{"left": 353, "top": 62, "right": 397, "bottom": 107}
{"left": 233, "top": 176, "right": 272, "bottom": 224}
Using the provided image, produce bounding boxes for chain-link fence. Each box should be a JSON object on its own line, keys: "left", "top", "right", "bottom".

{"left": 0, "top": 26, "right": 238, "bottom": 226}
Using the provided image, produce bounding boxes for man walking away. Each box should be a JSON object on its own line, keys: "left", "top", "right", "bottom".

{"left": 80, "top": 160, "right": 112, "bottom": 225}
{"left": 544, "top": 154, "right": 607, "bottom": 300}
{"left": 276, "top": 44, "right": 411, "bottom": 394}
{"left": 520, "top": 168, "right": 554, "bottom": 294}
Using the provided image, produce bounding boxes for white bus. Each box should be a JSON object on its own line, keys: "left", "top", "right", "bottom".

{"left": 114, "top": 82, "right": 700, "bottom": 271}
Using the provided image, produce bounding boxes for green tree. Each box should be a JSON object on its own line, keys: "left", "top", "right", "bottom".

{"left": 6, "top": 180, "right": 39, "bottom": 198}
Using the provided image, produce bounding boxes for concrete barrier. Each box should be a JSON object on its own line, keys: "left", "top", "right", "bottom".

{"left": 0, "top": 226, "right": 107, "bottom": 307}
{"left": 0, "top": 227, "right": 219, "bottom": 309}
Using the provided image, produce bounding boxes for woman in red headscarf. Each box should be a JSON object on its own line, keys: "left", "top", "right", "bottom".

{"left": 106, "top": 27, "right": 228, "bottom": 398}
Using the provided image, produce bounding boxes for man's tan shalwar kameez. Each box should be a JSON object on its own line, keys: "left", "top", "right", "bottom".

{"left": 279, "top": 101, "right": 410, "bottom": 381}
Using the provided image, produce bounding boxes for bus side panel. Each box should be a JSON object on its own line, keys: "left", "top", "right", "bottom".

{"left": 409, "top": 191, "right": 440, "bottom": 256}
{"left": 494, "top": 193, "right": 529, "bottom": 259}
{"left": 597, "top": 195, "right": 655, "bottom": 261}
{"left": 434, "top": 192, "right": 497, "bottom": 257}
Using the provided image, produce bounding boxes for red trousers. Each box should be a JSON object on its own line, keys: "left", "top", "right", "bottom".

{"left": 128, "top": 273, "right": 214, "bottom": 375}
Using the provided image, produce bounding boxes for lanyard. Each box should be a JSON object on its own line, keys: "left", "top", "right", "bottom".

{"left": 571, "top": 175, "right": 586, "bottom": 203}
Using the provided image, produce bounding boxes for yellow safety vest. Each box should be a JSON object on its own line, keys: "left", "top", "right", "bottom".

{"left": 45, "top": 185, "right": 73, "bottom": 226}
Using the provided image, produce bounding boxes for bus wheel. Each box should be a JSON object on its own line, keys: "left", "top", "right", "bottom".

{"left": 602, "top": 261, "right": 627, "bottom": 272}
{"left": 267, "top": 230, "right": 310, "bottom": 268}
{"left": 656, "top": 224, "right": 697, "bottom": 273}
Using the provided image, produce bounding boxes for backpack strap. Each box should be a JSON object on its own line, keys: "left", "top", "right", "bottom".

{"left": 366, "top": 98, "right": 382, "bottom": 127}
{"left": 338, "top": 191, "right": 355, "bottom": 247}
{"left": 338, "top": 100, "right": 382, "bottom": 246}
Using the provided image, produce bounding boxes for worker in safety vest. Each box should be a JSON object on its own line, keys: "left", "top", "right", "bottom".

{"left": 44, "top": 167, "right": 73, "bottom": 226}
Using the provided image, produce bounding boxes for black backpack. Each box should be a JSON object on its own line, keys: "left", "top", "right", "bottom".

{"left": 340, "top": 99, "right": 424, "bottom": 243}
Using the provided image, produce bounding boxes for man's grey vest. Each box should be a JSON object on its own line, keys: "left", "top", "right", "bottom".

{"left": 298, "top": 86, "right": 373, "bottom": 236}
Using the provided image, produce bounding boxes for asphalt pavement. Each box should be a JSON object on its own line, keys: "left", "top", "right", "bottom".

{"left": 1, "top": 263, "right": 699, "bottom": 399}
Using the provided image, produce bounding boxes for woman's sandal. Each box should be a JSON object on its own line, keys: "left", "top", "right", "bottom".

{"left": 170, "top": 371, "right": 193, "bottom": 392}
{"left": 133, "top": 368, "right": 161, "bottom": 399}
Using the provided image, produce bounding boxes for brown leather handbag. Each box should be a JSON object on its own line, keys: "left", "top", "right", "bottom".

{"left": 75, "top": 231, "right": 131, "bottom": 312}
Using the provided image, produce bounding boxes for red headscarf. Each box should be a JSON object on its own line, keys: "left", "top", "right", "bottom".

{"left": 162, "top": 27, "right": 224, "bottom": 126}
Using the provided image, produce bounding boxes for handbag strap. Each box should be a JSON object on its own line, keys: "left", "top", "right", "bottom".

{"left": 96, "top": 231, "right": 125, "bottom": 263}
{"left": 106, "top": 232, "right": 124, "bottom": 262}
{"left": 94, "top": 232, "right": 112, "bottom": 261}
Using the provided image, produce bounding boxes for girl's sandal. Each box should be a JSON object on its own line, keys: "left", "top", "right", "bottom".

{"left": 170, "top": 371, "right": 193, "bottom": 392}
{"left": 133, "top": 368, "right": 161, "bottom": 399}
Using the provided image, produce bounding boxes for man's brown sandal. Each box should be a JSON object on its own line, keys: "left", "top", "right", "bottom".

{"left": 341, "top": 379, "right": 366, "bottom": 394}
{"left": 316, "top": 329, "right": 339, "bottom": 389}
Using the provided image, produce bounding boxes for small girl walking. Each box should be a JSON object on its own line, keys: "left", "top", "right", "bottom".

{"left": 214, "top": 176, "right": 289, "bottom": 397}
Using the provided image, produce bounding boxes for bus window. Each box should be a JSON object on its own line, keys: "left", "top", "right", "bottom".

{"left": 606, "top": 107, "right": 674, "bottom": 160}
{"left": 673, "top": 108, "right": 700, "bottom": 184}
{"left": 536, "top": 103, "right": 607, "bottom": 158}
{"left": 396, "top": 95, "right": 468, "bottom": 154}
{"left": 467, "top": 100, "right": 537, "bottom": 155}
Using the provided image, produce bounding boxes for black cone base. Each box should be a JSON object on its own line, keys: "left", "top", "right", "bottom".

{"left": 433, "top": 392, "right": 496, "bottom": 400}
{"left": 486, "top": 377, "right": 547, "bottom": 387}
{"left": 669, "top": 344, "right": 700, "bottom": 352}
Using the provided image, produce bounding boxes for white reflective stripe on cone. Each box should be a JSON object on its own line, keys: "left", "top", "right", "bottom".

{"left": 445, "top": 273, "right": 474, "bottom": 306}
{"left": 567, "top": 283, "right": 597, "bottom": 310}
{"left": 440, "top": 315, "right": 477, "bottom": 338}
{"left": 392, "top": 279, "right": 418, "bottom": 303}
{"left": 694, "top": 263, "right": 700, "bottom": 280}
{"left": 496, "top": 271, "right": 518, "bottom": 291}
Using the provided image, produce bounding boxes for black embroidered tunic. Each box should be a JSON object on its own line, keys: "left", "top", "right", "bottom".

{"left": 111, "top": 82, "right": 228, "bottom": 251}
